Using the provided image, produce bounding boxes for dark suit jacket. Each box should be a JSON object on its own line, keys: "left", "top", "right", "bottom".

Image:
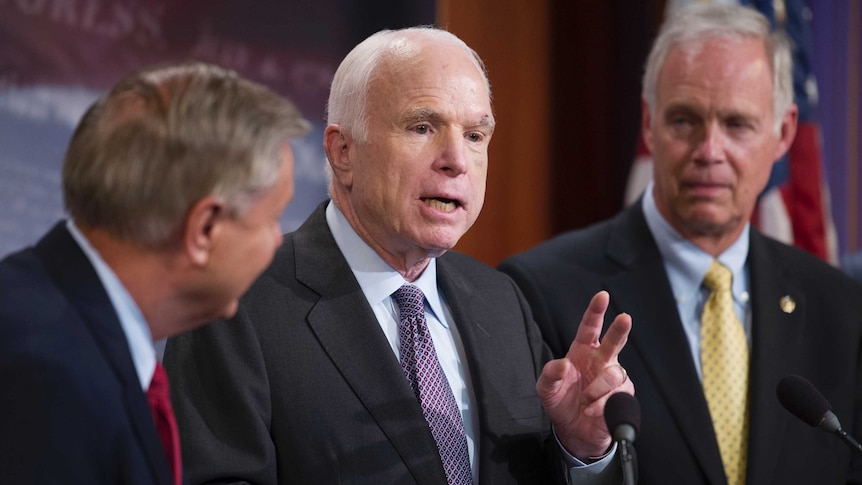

{"left": 500, "top": 203, "right": 862, "bottom": 485}
{"left": 0, "top": 223, "right": 174, "bottom": 484}
{"left": 163, "top": 203, "right": 569, "bottom": 485}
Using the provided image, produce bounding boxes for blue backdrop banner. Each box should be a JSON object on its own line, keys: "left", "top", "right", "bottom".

{"left": 0, "top": 0, "right": 434, "bottom": 258}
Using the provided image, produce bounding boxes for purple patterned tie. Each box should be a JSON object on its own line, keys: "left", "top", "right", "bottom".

{"left": 394, "top": 284, "right": 473, "bottom": 485}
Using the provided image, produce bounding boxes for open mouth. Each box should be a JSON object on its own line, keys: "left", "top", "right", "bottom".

{"left": 422, "top": 197, "right": 460, "bottom": 212}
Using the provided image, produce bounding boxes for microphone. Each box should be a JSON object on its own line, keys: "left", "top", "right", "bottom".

{"left": 776, "top": 374, "right": 862, "bottom": 454}
{"left": 604, "top": 392, "right": 640, "bottom": 485}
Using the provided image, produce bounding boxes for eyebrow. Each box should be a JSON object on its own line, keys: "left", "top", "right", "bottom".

{"left": 474, "top": 115, "right": 495, "bottom": 131}
{"left": 399, "top": 107, "right": 495, "bottom": 130}
{"left": 664, "top": 101, "right": 757, "bottom": 121}
{"left": 663, "top": 102, "right": 700, "bottom": 116}
{"left": 399, "top": 108, "right": 442, "bottom": 126}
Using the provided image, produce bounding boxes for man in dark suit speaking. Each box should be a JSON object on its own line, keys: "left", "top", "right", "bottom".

{"left": 164, "top": 27, "right": 634, "bottom": 484}
{"left": 0, "top": 62, "right": 310, "bottom": 484}
{"left": 500, "top": 4, "right": 862, "bottom": 485}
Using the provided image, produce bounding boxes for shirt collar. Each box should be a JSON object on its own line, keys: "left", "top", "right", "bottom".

{"left": 67, "top": 220, "right": 156, "bottom": 390}
{"left": 325, "top": 201, "right": 447, "bottom": 325}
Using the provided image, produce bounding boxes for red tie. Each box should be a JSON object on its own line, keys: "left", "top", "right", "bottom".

{"left": 146, "top": 362, "right": 182, "bottom": 485}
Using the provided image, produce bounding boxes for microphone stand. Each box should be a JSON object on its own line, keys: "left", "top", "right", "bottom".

{"left": 819, "top": 409, "right": 862, "bottom": 455}
{"left": 834, "top": 427, "right": 862, "bottom": 455}
{"left": 619, "top": 439, "right": 636, "bottom": 485}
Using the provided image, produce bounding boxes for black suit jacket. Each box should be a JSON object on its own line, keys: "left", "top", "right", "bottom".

{"left": 163, "top": 203, "right": 575, "bottom": 485}
{"left": 500, "top": 203, "right": 862, "bottom": 485}
{"left": 0, "top": 223, "right": 174, "bottom": 484}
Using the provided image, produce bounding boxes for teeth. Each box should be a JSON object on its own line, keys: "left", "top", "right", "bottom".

{"left": 424, "top": 198, "right": 457, "bottom": 212}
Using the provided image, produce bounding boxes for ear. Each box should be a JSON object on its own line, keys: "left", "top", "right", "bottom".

{"left": 183, "top": 196, "right": 225, "bottom": 267}
{"left": 323, "top": 124, "right": 353, "bottom": 188}
{"left": 641, "top": 98, "right": 655, "bottom": 155}
{"left": 773, "top": 103, "right": 799, "bottom": 162}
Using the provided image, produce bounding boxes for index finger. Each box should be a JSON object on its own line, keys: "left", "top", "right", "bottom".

{"left": 574, "top": 290, "right": 611, "bottom": 346}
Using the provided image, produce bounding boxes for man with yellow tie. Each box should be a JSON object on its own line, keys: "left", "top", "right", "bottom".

{"left": 500, "top": 3, "right": 862, "bottom": 484}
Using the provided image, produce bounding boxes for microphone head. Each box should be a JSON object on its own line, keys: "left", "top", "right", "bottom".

{"left": 776, "top": 374, "right": 832, "bottom": 427}
{"left": 604, "top": 392, "right": 641, "bottom": 442}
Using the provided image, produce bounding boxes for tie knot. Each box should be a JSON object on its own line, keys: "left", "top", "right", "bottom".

{"left": 703, "top": 261, "right": 733, "bottom": 292}
{"left": 394, "top": 284, "right": 425, "bottom": 320}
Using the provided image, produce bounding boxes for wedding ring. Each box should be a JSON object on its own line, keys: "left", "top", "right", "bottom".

{"left": 616, "top": 364, "right": 628, "bottom": 384}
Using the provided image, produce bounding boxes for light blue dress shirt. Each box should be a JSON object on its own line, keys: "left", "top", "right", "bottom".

{"left": 67, "top": 220, "right": 156, "bottom": 391}
{"left": 641, "top": 183, "right": 752, "bottom": 379}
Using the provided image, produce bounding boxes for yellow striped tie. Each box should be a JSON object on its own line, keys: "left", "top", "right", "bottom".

{"left": 701, "top": 261, "right": 749, "bottom": 485}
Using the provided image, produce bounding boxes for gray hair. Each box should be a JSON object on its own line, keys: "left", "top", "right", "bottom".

{"left": 642, "top": 3, "right": 793, "bottom": 134}
{"left": 63, "top": 62, "right": 310, "bottom": 247}
{"left": 325, "top": 26, "right": 491, "bottom": 143}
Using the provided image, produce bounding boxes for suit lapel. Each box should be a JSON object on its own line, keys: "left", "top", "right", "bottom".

{"left": 294, "top": 205, "right": 448, "bottom": 485}
{"left": 745, "top": 231, "right": 806, "bottom": 485}
{"left": 434, "top": 256, "right": 493, "bottom": 413}
{"left": 435, "top": 256, "right": 487, "bottom": 362}
{"left": 604, "top": 206, "right": 727, "bottom": 485}
{"left": 34, "top": 223, "right": 172, "bottom": 484}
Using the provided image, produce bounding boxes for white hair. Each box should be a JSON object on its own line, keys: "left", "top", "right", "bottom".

{"left": 642, "top": 3, "right": 793, "bottom": 134}
{"left": 325, "top": 26, "right": 491, "bottom": 143}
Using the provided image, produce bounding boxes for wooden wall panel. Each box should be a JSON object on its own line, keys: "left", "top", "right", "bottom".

{"left": 438, "top": 1, "right": 657, "bottom": 266}
{"left": 438, "top": 0, "right": 552, "bottom": 266}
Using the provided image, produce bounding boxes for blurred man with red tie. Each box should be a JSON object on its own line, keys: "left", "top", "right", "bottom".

{"left": 0, "top": 62, "right": 309, "bottom": 484}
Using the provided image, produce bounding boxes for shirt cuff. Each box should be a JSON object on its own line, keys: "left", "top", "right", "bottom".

{"left": 554, "top": 427, "right": 617, "bottom": 478}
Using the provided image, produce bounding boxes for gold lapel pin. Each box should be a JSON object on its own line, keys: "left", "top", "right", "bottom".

{"left": 780, "top": 295, "right": 796, "bottom": 314}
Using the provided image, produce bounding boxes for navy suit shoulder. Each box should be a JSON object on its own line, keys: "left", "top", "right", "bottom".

{"left": 499, "top": 208, "right": 642, "bottom": 358}
{"left": 0, "top": 223, "right": 172, "bottom": 485}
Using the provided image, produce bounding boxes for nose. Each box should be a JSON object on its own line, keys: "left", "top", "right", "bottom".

{"left": 434, "top": 130, "right": 469, "bottom": 176}
{"left": 693, "top": 122, "right": 725, "bottom": 164}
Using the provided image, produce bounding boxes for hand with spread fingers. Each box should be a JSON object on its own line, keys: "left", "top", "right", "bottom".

{"left": 537, "top": 290, "right": 634, "bottom": 459}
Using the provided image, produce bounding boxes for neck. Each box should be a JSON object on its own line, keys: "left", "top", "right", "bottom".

{"left": 330, "top": 196, "right": 435, "bottom": 282}
{"left": 686, "top": 231, "right": 744, "bottom": 258}
{"left": 78, "top": 226, "right": 191, "bottom": 340}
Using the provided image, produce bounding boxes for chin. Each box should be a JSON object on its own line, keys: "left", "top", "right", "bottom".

{"left": 215, "top": 300, "right": 241, "bottom": 321}
{"left": 422, "top": 237, "right": 459, "bottom": 255}
{"left": 426, "top": 227, "right": 467, "bottom": 248}
{"left": 225, "top": 300, "right": 240, "bottom": 317}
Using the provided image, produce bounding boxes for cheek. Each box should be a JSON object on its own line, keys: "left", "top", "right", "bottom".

{"left": 658, "top": 137, "right": 690, "bottom": 162}
{"left": 652, "top": 157, "right": 681, "bottom": 192}
{"left": 736, "top": 141, "right": 776, "bottom": 183}
{"left": 248, "top": 226, "right": 280, "bottom": 271}
{"left": 473, "top": 174, "right": 487, "bottom": 203}
{"left": 271, "top": 224, "right": 284, "bottom": 248}
{"left": 739, "top": 162, "right": 773, "bottom": 201}
{"left": 264, "top": 228, "right": 281, "bottom": 259}
{"left": 469, "top": 154, "right": 489, "bottom": 186}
